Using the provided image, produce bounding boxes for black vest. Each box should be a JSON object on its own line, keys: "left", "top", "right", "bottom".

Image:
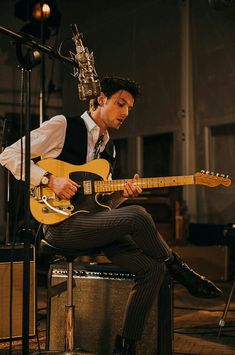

{"left": 57, "top": 116, "right": 116, "bottom": 173}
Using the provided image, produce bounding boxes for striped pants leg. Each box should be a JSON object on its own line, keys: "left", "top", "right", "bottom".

{"left": 44, "top": 205, "right": 172, "bottom": 340}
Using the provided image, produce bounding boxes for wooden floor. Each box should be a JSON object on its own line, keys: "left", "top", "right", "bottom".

{"left": 173, "top": 281, "right": 235, "bottom": 354}
{"left": 0, "top": 279, "right": 235, "bottom": 354}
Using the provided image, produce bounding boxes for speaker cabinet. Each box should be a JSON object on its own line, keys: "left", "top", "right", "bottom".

{"left": 48, "top": 263, "right": 170, "bottom": 355}
{"left": 0, "top": 244, "right": 36, "bottom": 340}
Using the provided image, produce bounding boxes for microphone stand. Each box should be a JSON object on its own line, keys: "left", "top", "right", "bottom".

{"left": 22, "top": 64, "right": 32, "bottom": 355}
{"left": 0, "top": 25, "right": 78, "bottom": 354}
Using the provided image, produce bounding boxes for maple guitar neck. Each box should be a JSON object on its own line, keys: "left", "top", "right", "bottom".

{"left": 95, "top": 175, "right": 195, "bottom": 193}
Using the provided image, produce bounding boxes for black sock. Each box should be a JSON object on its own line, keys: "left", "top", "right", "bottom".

{"left": 165, "top": 253, "right": 175, "bottom": 265}
{"left": 122, "top": 337, "right": 136, "bottom": 348}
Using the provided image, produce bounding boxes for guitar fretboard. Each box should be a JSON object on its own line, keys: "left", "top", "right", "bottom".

{"left": 94, "top": 175, "right": 195, "bottom": 192}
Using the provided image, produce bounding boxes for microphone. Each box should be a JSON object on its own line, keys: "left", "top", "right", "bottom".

{"left": 70, "top": 24, "right": 100, "bottom": 101}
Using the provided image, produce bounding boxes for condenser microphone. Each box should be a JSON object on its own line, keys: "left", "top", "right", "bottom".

{"left": 70, "top": 24, "right": 100, "bottom": 101}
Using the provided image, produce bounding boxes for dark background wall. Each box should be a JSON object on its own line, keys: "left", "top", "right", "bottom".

{"left": 1, "top": 0, "right": 235, "bottom": 241}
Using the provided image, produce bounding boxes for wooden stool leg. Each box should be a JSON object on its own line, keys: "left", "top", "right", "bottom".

{"left": 65, "top": 261, "right": 75, "bottom": 352}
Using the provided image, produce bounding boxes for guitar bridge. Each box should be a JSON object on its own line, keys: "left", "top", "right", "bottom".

{"left": 42, "top": 196, "right": 74, "bottom": 216}
{"left": 42, "top": 204, "right": 74, "bottom": 214}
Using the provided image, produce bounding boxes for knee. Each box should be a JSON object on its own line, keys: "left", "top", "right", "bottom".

{"left": 127, "top": 205, "right": 153, "bottom": 222}
{"left": 127, "top": 205, "right": 155, "bottom": 230}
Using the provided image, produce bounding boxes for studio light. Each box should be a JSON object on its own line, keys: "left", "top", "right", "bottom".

{"left": 32, "top": 3, "right": 51, "bottom": 21}
{"left": 14, "top": 0, "right": 61, "bottom": 67}
{"left": 14, "top": 0, "right": 61, "bottom": 34}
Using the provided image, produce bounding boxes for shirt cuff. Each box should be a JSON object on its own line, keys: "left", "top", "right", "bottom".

{"left": 31, "top": 165, "right": 48, "bottom": 186}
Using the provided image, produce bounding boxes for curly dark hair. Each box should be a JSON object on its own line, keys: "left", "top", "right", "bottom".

{"left": 93, "top": 76, "right": 140, "bottom": 109}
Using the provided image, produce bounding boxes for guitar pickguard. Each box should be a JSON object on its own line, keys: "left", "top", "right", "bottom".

{"left": 69, "top": 171, "right": 110, "bottom": 213}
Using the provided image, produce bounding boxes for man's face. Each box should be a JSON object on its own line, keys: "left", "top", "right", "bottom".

{"left": 99, "top": 90, "right": 134, "bottom": 130}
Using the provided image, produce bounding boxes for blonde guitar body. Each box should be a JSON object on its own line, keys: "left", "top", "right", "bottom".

{"left": 30, "top": 158, "right": 231, "bottom": 225}
{"left": 30, "top": 158, "right": 111, "bottom": 225}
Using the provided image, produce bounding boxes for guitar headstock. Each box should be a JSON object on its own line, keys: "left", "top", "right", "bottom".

{"left": 194, "top": 170, "right": 231, "bottom": 187}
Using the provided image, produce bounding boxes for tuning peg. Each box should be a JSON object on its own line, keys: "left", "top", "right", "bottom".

{"left": 200, "top": 170, "right": 205, "bottom": 173}
{"left": 206, "top": 171, "right": 210, "bottom": 174}
{"left": 210, "top": 171, "right": 215, "bottom": 175}
{"left": 226, "top": 175, "right": 229, "bottom": 178}
{"left": 221, "top": 174, "right": 225, "bottom": 178}
{"left": 216, "top": 173, "right": 220, "bottom": 176}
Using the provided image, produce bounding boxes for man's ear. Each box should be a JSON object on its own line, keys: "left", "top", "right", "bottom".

{"left": 97, "top": 92, "right": 107, "bottom": 106}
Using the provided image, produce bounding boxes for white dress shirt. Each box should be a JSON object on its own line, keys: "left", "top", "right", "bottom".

{"left": 0, "top": 112, "right": 111, "bottom": 186}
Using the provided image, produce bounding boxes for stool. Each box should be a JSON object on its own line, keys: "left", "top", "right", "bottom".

{"left": 38, "top": 239, "right": 173, "bottom": 355}
{"left": 40, "top": 238, "right": 98, "bottom": 354}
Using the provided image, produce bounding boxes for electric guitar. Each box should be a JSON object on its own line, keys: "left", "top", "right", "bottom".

{"left": 30, "top": 158, "right": 231, "bottom": 225}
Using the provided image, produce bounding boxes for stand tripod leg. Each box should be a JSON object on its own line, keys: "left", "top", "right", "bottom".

{"left": 218, "top": 277, "right": 235, "bottom": 337}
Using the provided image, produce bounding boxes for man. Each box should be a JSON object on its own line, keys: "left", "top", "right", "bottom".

{"left": 0, "top": 77, "right": 221, "bottom": 355}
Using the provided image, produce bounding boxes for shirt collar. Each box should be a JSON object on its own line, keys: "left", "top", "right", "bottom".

{"left": 81, "top": 111, "right": 110, "bottom": 143}
{"left": 81, "top": 111, "right": 97, "bottom": 132}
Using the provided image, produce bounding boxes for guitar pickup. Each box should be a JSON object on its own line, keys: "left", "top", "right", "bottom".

{"left": 83, "top": 180, "right": 92, "bottom": 195}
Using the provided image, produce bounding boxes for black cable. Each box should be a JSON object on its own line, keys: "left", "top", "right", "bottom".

{"left": 34, "top": 223, "right": 43, "bottom": 354}
{"left": 174, "top": 329, "right": 235, "bottom": 336}
{"left": 46, "top": 29, "right": 62, "bottom": 109}
{"left": 0, "top": 116, "right": 6, "bottom": 151}
{"left": 174, "top": 305, "right": 235, "bottom": 312}
{"left": 7, "top": 67, "right": 25, "bottom": 354}
{"left": 0, "top": 115, "right": 13, "bottom": 354}
{"left": 9, "top": 248, "right": 13, "bottom": 355}
{"left": 35, "top": 325, "right": 42, "bottom": 354}
{"left": 10, "top": 67, "right": 25, "bottom": 246}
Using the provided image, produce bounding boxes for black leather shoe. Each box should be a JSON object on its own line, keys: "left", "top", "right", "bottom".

{"left": 113, "top": 335, "right": 136, "bottom": 355}
{"left": 167, "top": 252, "right": 222, "bottom": 298}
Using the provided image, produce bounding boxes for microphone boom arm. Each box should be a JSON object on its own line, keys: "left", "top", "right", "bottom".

{"left": 0, "top": 25, "right": 78, "bottom": 71}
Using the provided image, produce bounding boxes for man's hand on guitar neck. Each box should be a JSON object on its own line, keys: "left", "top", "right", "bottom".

{"left": 122, "top": 173, "right": 142, "bottom": 198}
{"left": 45, "top": 172, "right": 142, "bottom": 201}
{"left": 48, "top": 175, "right": 80, "bottom": 200}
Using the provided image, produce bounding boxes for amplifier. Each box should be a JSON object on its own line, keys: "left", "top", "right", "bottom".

{"left": 0, "top": 243, "right": 36, "bottom": 340}
{"left": 48, "top": 263, "right": 167, "bottom": 355}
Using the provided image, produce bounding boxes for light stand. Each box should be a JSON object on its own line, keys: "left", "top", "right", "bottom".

{"left": 0, "top": 25, "right": 78, "bottom": 354}
{"left": 22, "top": 65, "right": 32, "bottom": 355}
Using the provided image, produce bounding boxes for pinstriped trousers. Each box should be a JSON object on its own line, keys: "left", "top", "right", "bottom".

{"left": 44, "top": 205, "right": 172, "bottom": 340}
